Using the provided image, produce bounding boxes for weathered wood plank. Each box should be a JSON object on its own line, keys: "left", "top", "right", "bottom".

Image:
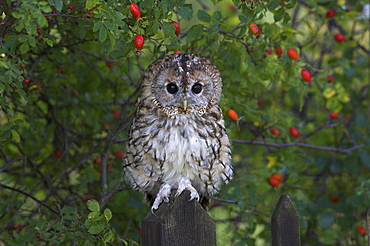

{"left": 271, "top": 194, "right": 301, "bottom": 246}
{"left": 142, "top": 190, "right": 216, "bottom": 246}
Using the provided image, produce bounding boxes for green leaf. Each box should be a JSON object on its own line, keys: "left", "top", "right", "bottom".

{"left": 88, "top": 225, "right": 104, "bottom": 234}
{"left": 93, "top": 21, "right": 103, "bottom": 32}
{"left": 323, "top": 88, "right": 336, "bottom": 98}
{"left": 163, "top": 22, "right": 175, "bottom": 37}
{"left": 87, "top": 199, "right": 100, "bottom": 212}
{"left": 19, "top": 42, "right": 29, "bottom": 54}
{"left": 12, "top": 11, "right": 22, "bottom": 19}
{"left": 187, "top": 24, "right": 203, "bottom": 42}
{"left": 178, "top": 5, "right": 193, "bottom": 20}
{"left": 104, "top": 208, "right": 112, "bottom": 221}
{"left": 54, "top": 0, "right": 63, "bottom": 12}
{"left": 197, "top": 10, "right": 211, "bottom": 22}
{"left": 11, "top": 130, "right": 20, "bottom": 142}
{"left": 104, "top": 21, "right": 114, "bottom": 31}
{"left": 274, "top": 8, "right": 285, "bottom": 22}
{"left": 103, "top": 231, "right": 114, "bottom": 243}
{"left": 318, "top": 211, "right": 334, "bottom": 229}
{"left": 213, "top": 11, "right": 222, "bottom": 21}
{"left": 268, "top": 1, "right": 280, "bottom": 10}
{"left": 18, "top": 35, "right": 29, "bottom": 43}
{"left": 318, "top": 230, "right": 337, "bottom": 245}
{"left": 86, "top": 0, "right": 99, "bottom": 9}
{"left": 99, "top": 26, "right": 107, "bottom": 42}
{"left": 28, "top": 36, "right": 36, "bottom": 47}
{"left": 360, "top": 150, "right": 370, "bottom": 168}
{"left": 88, "top": 211, "right": 102, "bottom": 221}
{"left": 108, "top": 31, "right": 116, "bottom": 50}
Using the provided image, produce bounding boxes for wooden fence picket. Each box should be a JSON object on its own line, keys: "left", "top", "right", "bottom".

{"left": 142, "top": 192, "right": 300, "bottom": 246}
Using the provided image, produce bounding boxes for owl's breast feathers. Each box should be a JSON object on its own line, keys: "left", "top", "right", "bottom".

{"left": 124, "top": 104, "right": 232, "bottom": 198}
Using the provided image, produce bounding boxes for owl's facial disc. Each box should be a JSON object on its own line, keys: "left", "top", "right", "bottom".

{"left": 149, "top": 54, "right": 222, "bottom": 116}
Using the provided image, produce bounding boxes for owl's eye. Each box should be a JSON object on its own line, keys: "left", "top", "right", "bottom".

{"left": 192, "top": 83, "right": 202, "bottom": 94}
{"left": 166, "top": 83, "right": 178, "bottom": 94}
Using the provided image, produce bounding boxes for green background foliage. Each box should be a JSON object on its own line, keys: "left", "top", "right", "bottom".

{"left": 0, "top": 0, "right": 369, "bottom": 245}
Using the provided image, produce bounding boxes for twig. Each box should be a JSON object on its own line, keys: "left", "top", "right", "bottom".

{"left": 0, "top": 184, "right": 61, "bottom": 217}
{"left": 0, "top": 156, "right": 21, "bottom": 172}
{"left": 298, "top": 121, "right": 344, "bottom": 142}
{"left": 232, "top": 139, "right": 365, "bottom": 154}
{"left": 99, "top": 179, "right": 130, "bottom": 208}
{"left": 210, "top": 197, "right": 238, "bottom": 204}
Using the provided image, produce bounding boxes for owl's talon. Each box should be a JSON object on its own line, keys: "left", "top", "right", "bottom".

{"left": 151, "top": 184, "right": 171, "bottom": 212}
{"left": 175, "top": 177, "right": 200, "bottom": 201}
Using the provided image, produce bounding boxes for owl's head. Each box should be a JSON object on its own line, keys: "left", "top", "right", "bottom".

{"left": 140, "top": 54, "right": 222, "bottom": 116}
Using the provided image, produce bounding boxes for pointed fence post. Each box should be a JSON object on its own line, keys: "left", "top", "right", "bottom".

{"left": 142, "top": 190, "right": 216, "bottom": 246}
{"left": 271, "top": 194, "right": 301, "bottom": 246}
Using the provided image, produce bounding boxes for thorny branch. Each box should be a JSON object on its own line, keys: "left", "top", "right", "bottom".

{"left": 0, "top": 184, "right": 61, "bottom": 217}
{"left": 232, "top": 139, "right": 365, "bottom": 155}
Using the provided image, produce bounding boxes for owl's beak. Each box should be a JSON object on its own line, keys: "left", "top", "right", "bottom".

{"left": 183, "top": 100, "right": 188, "bottom": 110}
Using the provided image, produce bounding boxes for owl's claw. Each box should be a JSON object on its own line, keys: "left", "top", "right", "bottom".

{"left": 175, "top": 177, "right": 200, "bottom": 202}
{"left": 151, "top": 184, "right": 171, "bottom": 213}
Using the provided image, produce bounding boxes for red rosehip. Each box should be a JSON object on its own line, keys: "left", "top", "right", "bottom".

{"left": 275, "top": 47, "right": 282, "bottom": 57}
{"left": 289, "top": 127, "right": 300, "bottom": 138}
{"left": 270, "top": 128, "right": 281, "bottom": 135}
{"left": 23, "top": 78, "right": 30, "bottom": 83}
{"left": 326, "top": 75, "right": 335, "bottom": 82}
{"left": 330, "top": 195, "right": 340, "bottom": 202}
{"left": 272, "top": 173, "right": 284, "bottom": 181}
{"left": 266, "top": 49, "right": 273, "bottom": 55}
{"left": 8, "top": 230, "right": 13, "bottom": 234}
{"left": 67, "top": 5, "right": 74, "bottom": 9}
{"left": 18, "top": 224, "right": 24, "bottom": 229}
{"left": 36, "top": 233, "right": 41, "bottom": 238}
{"left": 357, "top": 226, "right": 366, "bottom": 235}
{"left": 96, "top": 156, "right": 102, "bottom": 165}
{"left": 257, "top": 99, "right": 264, "bottom": 108}
{"left": 226, "top": 109, "right": 238, "bottom": 121}
{"left": 85, "top": 195, "right": 91, "bottom": 200}
{"left": 330, "top": 112, "right": 338, "bottom": 119}
{"left": 51, "top": 9, "right": 57, "bottom": 14}
{"left": 134, "top": 35, "right": 144, "bottom": 50}
{"left": 334, "top": 33, "right": 345, "bottom": 42}
{"left": 249, "top": 23, "right": 260, "bottom": 36}
{"left": 106, "top": 60, "right": 115, "bottom": 68}
{"left": 130, "top": 3, "right": 141, "bottom": 19}
{"left": 20, "top": 64, "right": 26, "bottom": 68}
{"left": 171, "top": 21, "right": 180, "bottom": 36}
{"left": 55, "top": 150, "right": 62, "bottom": 159}
{"left": 326, "top": 9, "right": 336, "bottom": 18}
{"left": 116, "top": 150, "right": 124, "bottom": 160}
{"left": 102, "top": 122, "right": 110, "bottom": 130}
{"left": 301, "top": 69, "right": 312, "bottom": 82}
{"left": 58, "top": 234, "right": 62, "bottom": 238}
{"left": 228, "top": 4, "right": 238, "bottom": 12}
{"left": 287, "top": 48, "right": 299, "bottom": 60}
{"left": 12, "top": 224, "right": 18, "bottom": 229}
{"left": 112, "top": 109, "right": 120, "bottom": 120}
{"left": 174, "top": 50, "right": 181, "bottom": 54}
{"left": 268, "top": 177, "right": 281, "bottom": 187}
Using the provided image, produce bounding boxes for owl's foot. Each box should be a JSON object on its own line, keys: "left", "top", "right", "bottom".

{"left": 151, "top": 184, "right": 171, "bottom": 213}
{"left": 175, "top": 177, "right": 200, "bottom": 202}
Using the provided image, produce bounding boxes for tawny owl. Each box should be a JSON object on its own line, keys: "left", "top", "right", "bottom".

{"left": 123, "top": 53, "right": 232, "bottom": 211}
